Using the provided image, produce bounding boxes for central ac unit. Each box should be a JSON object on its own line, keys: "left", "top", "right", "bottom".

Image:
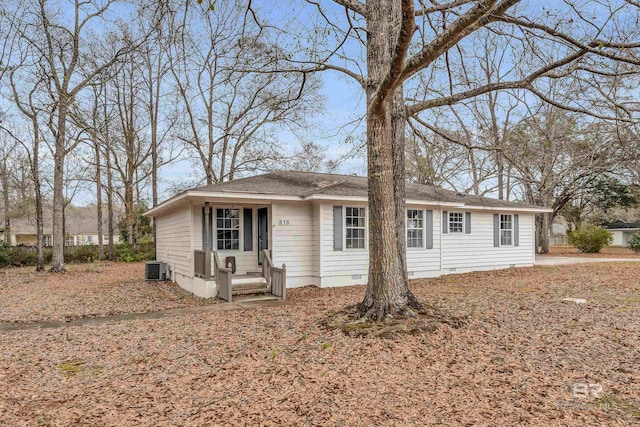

{"left": 145, "top": 261, "right": 167, "bottom": 281}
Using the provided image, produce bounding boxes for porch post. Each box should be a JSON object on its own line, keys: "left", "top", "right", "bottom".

{"left": 204, "top": 202, "right": 212, "bottom": 279}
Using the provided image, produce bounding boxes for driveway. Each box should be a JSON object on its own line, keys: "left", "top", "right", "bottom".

{"left": 535, "top": 256, "right": 640, "bottom": 266}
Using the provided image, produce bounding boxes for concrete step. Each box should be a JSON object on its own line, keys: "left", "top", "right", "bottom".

{"left": 232, "top": 275, "right": 267, "bottom": 286}
{"left": 233, "top": 294, "right": 281, "bottom": 303}
{"left": 232, "top": 282, "right": 269, "bottom": 296}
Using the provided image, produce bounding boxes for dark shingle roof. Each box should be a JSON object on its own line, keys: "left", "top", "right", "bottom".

{"left": 606, "top": 222, "right": 640, "bottom": 230}
{"left": 188, "top": 171, "right": 541, "bottom": 210}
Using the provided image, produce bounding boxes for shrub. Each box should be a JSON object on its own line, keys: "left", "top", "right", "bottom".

{"left": 65, "top": 245, "right": 99, "bottom": 263}
{"left": 568, "top": 226, "right": 613, "bottom": 253}
{"left": 629, "top": 231, "right": 640, "bottom": 253}
{"left": 114, "top": 243, "right": 155, "bottom": 263}
{"left": 0, "top": 241, "right": 10, "bottom": 268}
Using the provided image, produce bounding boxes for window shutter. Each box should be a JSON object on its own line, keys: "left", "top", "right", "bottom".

{"left": 425, "top": 210, "right": 433, "bottom": 249}
{"left": 333, "top": 206, "right": 343, "bottom": 251}
{"left": 465, "top": 212, "right": 471, "bottom": 234}
{"left": 493, "top": 214, "right": 500, "bottom": 247}
{"left": 442, "top": 211, "right": 448, "bottom": 234}
{"left": 514, "top": 214, "right": 520, "bottom": 247}
{"left": 201, "top": 207, "right": 205, "bottom": 250}
{"left": 202, "top": 206, "right": 213, "bottom": 250}
{"left": 209, "top": 208, "right": 213, "bottom": 250}
{"left": 243, "top": 208, "right": 253, "bottom": 251}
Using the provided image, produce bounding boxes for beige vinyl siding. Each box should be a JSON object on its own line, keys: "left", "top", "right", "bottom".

{"left": 194, "top": 205, "right": 264, "bottom": 275}
{"left": 155, "top": 205, "right": 193, "bottom": 280}
{"left": 272, "top": 202, "right": 314, "bottom": 281}
{"left": 441, "top": 211, "right": 535, "bottom": 271}
{"left": 320, "top": 202, "right": 370, "bottom": 277}
{"left": 406, "top": 205, "right": 441, "bottom": 275}
{"left": 312, "top": 202, "right": 322, "bottom": 277}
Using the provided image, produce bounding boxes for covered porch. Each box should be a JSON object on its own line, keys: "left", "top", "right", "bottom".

{"left": 193, "top": 201, "right": 286, "bottom": 302}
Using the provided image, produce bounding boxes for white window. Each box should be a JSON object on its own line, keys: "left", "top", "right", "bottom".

{"left": 345, "top": 207, "right": 366, "bottom": 249}
{"left": 449, "top": 212, "right": 464, "bottom": 233}
{"left": 216, "top": 208, "right": 240, "bottom": 250}
{"left": 65, "top": 236, "right": 75, "bottom": 247}
{"left": 44, "top": 235, "right": 52, "bottom": 246}
{"left": 86, "top": 235, "right": 93, "bottom": 245}
{"left": 500, "top": 214, "right": 513, "bottom": 246}
{"left": 407, "top": 209, "right": 424, "bottom": 248}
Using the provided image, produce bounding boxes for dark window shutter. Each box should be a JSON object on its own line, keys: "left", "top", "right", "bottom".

{"left": 442, "top": 211, "right": 448, "bottom": 234}
{"left": 243, "top": 208, "right": 253, "bottom": 251}
{"left": 201, "top": 207, "right": 205, "bottom": 250}
{"left": 333, "top": 206, "right": 343, "bottom": 251}
{"left": 493, "top": 214, "right": 500, "bottom": 247}
{"left": 465, "top": 212, "right": 471, "bottom": 234}
{"left": 425, "top": 210, "right": 433, "bottom": 249}
{"left": 514, "top": 214, "right": 520, "bottom": 247}
{"left": 202, "top": 206, "right": 213, "bottom": 250}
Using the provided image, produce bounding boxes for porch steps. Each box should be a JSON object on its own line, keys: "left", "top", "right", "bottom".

{"left": 232, "top": 276, "right": 267, "bottom": 286}
{"left": 232, "top": 282, "right": 269, "bottom": 296}
{"left": 233, "top": 294, "right": 281, "bottom": 303}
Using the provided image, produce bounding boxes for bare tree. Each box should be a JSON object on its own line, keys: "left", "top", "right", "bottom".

{"left": 262, "top": 0, "right": 640, "bottom": 319}
{"left": 13, "top": 0, "right": 157, "bottom": 271}
{"left": 169, "top": 1, "right": 319, "bottom": 185}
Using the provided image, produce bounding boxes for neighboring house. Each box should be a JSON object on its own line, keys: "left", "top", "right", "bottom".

{"left": 548, "top": 219, "right": 569, "bottom": 246}
{"left": 147, "top": 171, "right": 550, "bottom": 300}
{"left": 605, "top": 222, "right": 640, "bottom": 247}
{"left": 1, "top": 205, "right": 120, "bottom": 247}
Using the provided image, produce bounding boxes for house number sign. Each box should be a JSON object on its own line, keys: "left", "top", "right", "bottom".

{"left": 278, "top": 220, "right": 290, "bottom": 226}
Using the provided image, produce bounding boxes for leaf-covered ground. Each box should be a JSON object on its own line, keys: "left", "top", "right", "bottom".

{"left": 0, "top": 263, "right": 213, "bottom": 322}
{"left": 546, "top": 246, "right": 640, "bottom": 258}
{"left": 1, "top": 263, "right": 639, "bottom": 425}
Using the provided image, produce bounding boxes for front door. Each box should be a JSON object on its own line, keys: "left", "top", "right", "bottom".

{"left": 257, "top": 207, "right": 268, "bottom": 265}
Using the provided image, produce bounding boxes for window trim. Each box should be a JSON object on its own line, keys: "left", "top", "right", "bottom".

{"left": 215, "top": 207, "right": 242, "bottom": 251}
{"left": 344, "top": 206, "right": 367, "bottom": 250}
{"left": 499, "top": 213, "right": 513, "bottom": 247}
{"left": 448, "top": 211, "right": 465, "bottom": 234}
{"left": 406, "top": 208, "right": 425, "bottom": 249}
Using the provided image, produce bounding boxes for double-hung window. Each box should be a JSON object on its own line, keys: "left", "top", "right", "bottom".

{"left": 500, "top": 214, "right": 513, "bottom": 246}
{"left": 345, "top": 207, "right": 366, "bottom": 249}
{"left": 407, "top": 209, "right": 424, "bottom": 248}
{"left": 449, "top": 212, "right": 464, "bottom": 233}
{"left": 216, "top": 208, "right": 240, "bottom": 250}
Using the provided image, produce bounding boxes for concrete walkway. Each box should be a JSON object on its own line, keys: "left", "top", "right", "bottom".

{"left": 535, "top": 256, "right": 640, "bottom": 266}
{"left": 0, "top": 298, "right": 285, "bottom": 333}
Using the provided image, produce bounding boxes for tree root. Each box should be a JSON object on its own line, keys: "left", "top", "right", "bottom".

{"left": 322, "top": 302, "right": 469, "bottom": 339}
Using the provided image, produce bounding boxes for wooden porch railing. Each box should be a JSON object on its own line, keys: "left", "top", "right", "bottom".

{"left": 214, "top": 251, "right": 233, "bottom": 302}
{"left": 194, "top": 250, "right": 207, "bottom": 278}
{"left": 262, "top": 249, "right": 286, "bottom": 300}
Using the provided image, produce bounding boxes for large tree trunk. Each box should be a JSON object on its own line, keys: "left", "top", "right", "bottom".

{"left": 95, "top": 140, "right": 104, "bottom": 260}
{"left": 51, "top": 102, "right": 67, "bottom": 272}
{"left": 32, "top": 128, "right": 44, "bottom": 271}
{"left": 540, "top": 212, "right": 550, "bottom": 254}
{"left": 1, "top": 159, "right": 9, "bottom": 243}
{"left": 358, "top": 0, "right": 419, "bottom": 320}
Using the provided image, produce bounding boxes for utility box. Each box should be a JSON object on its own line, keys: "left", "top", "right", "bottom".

{"left": 145, "top": 261, "right": 167, "bottom": 281}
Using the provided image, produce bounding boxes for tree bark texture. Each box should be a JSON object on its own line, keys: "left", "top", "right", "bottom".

{"left": 51, "top": 100, "right": 68, "bottom": 272}
{"left": 359, "top": 0, "right": 420, "bottom": 320}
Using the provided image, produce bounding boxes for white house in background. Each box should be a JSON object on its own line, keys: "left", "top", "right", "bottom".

{"left": 605, "top": 222, "right": 640, "bottom": 247}
{"left": 146, "top": 171, "right": 551, "bottom": 300}
{"left": 1, "top": 205, "right": 120, "bottom": 247}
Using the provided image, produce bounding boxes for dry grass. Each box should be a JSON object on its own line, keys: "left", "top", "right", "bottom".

{"left": 546, "top": 246, "right": 640, "bottom": 258}
{"left": 1, "top": 263, "right": 639, "bottom": 425}
{"left": 0, "top": 262, "right": 214, "bottom": 322}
